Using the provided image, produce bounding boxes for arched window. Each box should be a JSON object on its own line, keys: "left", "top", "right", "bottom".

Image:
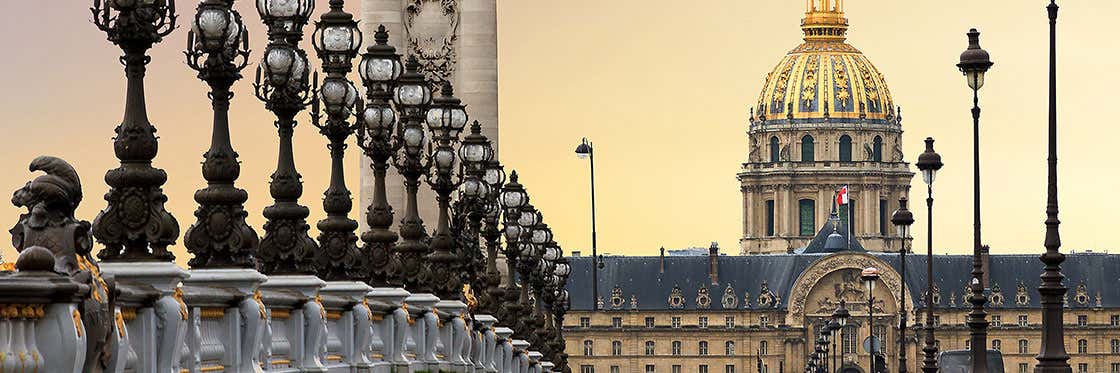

{"left": 799, "top": 199, "right": 816, "bottom": 236}
{"left": 725, "top": 341, "right": 736, "bottom": 356}
{"left": 645, "top": 341, "right": 655, "bottom": 355}
{"left": 699, "top": 341, "right": 709, "bottom": 356}
{"left": 873, "top": 136, "right": 883, "bottom": 162}
{"left": 612, "top": 340, "right": 622, "bottom": 356}
{"left": 801, "top": 135, "right": 815, "bottom": 162}
{"left": 759, "top": 340, "right": 768, "bottom": 355}
{"left": 672, "top": 341, "right": 682, "bottom": 356}
{"left": 583, "top": 340, "right": 594, "bottom": 356}
{"left": 839, "top": 135, "right": 853, "bottom": 162}
{"left": 769, "top": 137, "right": 780, "bottom": 163}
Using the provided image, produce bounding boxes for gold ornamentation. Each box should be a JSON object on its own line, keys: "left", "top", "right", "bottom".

{"left": 0, "top": 262, "right": 14, "bottom": 271}
{"left": 610, "top": 286, "right": 624, "bottom": 309}
{"left": 801, "top": 55, "right": 819, "bottom": 105}
{"left": 721, "top": 284, "right": 738, "bottom": 309}
{"left": 314, "top": 294, "right": 326, "bottom": 319}
{"left": 270, "top": 309, "right": 291, "bottom": 319}
{"left": 174, "top": 287, "right": 188, "bottom": 321}
{"left": 696, "top": 285, "right": 712, "bottom": 309}
{"left": 462, "top": 284, "right": 479, "bottom": 311}
{"left": 254, "top": 290, "right": 266, "bottom": 319}
{"left": 785, "top": 253, "right": 910, "bottom": 326}
{"left": 370, "top": 313, "right": 384, "bottom": 322}
{"left": 200, "top": 308, "right": 226, "bottom": 320}
{"left": 326, "top": 311, "right": 343, "bottom": 321}
{"left": 121, "top": 307, "right": 138, "bottom": 322}
{"left": 667, "top": 285, "right": 685, "bottom": 309}
{"left": 1075, "top": 281, "right": 1090, "bottom": 306}
{"left": 73, "top": 309, "right": 83, "bottom": 337}
{"left": 114, "top": 310, "right": 126, "bottom": 337}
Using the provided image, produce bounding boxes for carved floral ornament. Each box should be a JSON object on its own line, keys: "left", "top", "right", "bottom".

{"left": 1016, "top": 281, "right": 1030, "bottom": 306}
{"left": 404, "top": 0, "right": 460, "bottom": 89}
{"left": 1075, "top": 281, "right": 1090, "bottom": 306}
{"left": 988, "top": 282, "right": 1004, "bottom": 306}
{"left": 785, "top": 252, "right": 913, "bottom": 326}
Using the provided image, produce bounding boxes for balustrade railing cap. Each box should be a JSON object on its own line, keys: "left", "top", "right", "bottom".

{"left": 0, "top": 248, "right": 83, "bottom": 304}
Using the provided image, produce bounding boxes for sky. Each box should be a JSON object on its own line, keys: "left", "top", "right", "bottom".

{"left": 0, "top": 1, "right": 1116, "bottom": 265}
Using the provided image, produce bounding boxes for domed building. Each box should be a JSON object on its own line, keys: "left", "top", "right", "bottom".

{"left": 739, "top": 0, "right": 914, "bottom": 255}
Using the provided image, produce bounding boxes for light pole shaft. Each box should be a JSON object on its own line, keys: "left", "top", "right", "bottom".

{"left": 899, "top": 239, "right": 907, "bottom": 373}
{"left": 921, "top": 186, "right": 938, "bottom": 373}
{"left": 589, "top": 146, "right": 599, "bottom": 309}
{"left": 969, "top": 85, "right": 989, "bottom": 373}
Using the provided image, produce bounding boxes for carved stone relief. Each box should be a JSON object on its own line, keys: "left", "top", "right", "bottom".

{"left": 404, "top": 0, "right": 460, "bottom": 89}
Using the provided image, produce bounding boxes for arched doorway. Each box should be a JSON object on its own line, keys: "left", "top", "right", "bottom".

{"left": 838, "top": 363, "right": 864, "bottom": 373}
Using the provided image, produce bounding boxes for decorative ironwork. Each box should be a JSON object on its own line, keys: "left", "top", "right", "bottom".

{"left": 253, "top": 0, "right": 320, "bottom": 275}
{"left": 391, "top": 56, "right": 434, "bottom": 293}
{"left": 90, "top": 0, "right": 181, "bottom": 262}
{"left": 182, "top": 0, "right": 259, "bottom": 268}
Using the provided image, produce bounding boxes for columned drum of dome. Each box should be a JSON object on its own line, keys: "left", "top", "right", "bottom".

{"left": 740, "top": 0, "right": 914, "bottom": 255}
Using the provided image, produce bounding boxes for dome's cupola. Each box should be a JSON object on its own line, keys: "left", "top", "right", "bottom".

{"left": 802, "top": 0, "right": 849, "bottom": 43}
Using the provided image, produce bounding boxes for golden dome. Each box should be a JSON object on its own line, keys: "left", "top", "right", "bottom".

{"left": 753, "top": 0, "right": 898, "bottom": 126}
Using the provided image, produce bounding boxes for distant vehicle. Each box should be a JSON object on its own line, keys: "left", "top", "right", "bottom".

{"left": 938, "top": 350, "right": 1005, "bottom": 373}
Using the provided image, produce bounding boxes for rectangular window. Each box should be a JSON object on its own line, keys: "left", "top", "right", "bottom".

{"left": 991, "top": 315, "right": 1001, "bottom": 327}
{"left": 612, "top": 341, "right": 622, "bottom": 356}
{"left": 1111, "top": 363, "right": 1119, "bottom": 373}
{"left": 726, "top": 365, "right": 736, "bottom": 373}
{"left": 760, "top": 315, "right": 770, "bottom": 327}
{"left": 699, "top": 316, "right": 709, "bottom": 328}
{"left": 699, "top": 365, "right": 709, "bottom": 373}
{"left": 1019, "top": 364, "right": 1030, "bottom": 373}
{"left": 879, "top": 199, "right": 888, "bottom": 236}
{"left": 1078, "top": 364, "right": 1088, "bottom": 373}
{"left": 1018, "top": 315, "right": 1028, "bottom": 327}
{"left": 1112, "top": 315, "right": 1119, "bottom": 326}
{"left": 992, "top": 339, "right": 1001, "bottom": 351}
{"left": 671, "top": 316, "right": 681, "bottom": 328}
{"left": 580, "top": 317, "right": 590, "bottom": 328}
{"left": 932, "top": 315, "right": 941, "bottom": 326}
{"left": 611, "top": 367, "right": 620, "bottom": 373}
{"left": 672, "top": 366, "right": 682, "bottom": 373}
{"left": 1077, "top": 315, "right": 1087, "bottom": 326}
{"left": 762, "top": 364, "right": 769, "bottom": 373}
{"left": 645, "top": 317, "right": 655, "bottom": 328}
{"left": 611, "top": 317, "right": 622, "bottom": 328}
{"left": 1019, "top": 339, "right": 1029, "bottom": 354}
{"left": 645, "top": 365, "right": 655, "bottom": 373}
{"left": 581, "top": 366, "right": 595, "bottom": 373}
{"left": 726, "top": 316, "right": 735, "bottom": 328}
{"left": 765, "top": 200, "right": 775, "bottom": 236}
{"left": 799, "top": 199, "right": 816, "bottom": 236}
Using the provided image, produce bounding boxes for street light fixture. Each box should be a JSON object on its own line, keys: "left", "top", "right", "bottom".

{"left": 574, "top": 137, "right": 600, "bottom": 309}
{"left": 424, "top": 80, "right": 469, "bottom": 300}
{"left": 958, "top": 27, "right": 993, "bottom": 373}
{"left": 915, "top": 137, "right": 942, "bottom": 373}
{"left": 891, "top": 198, "right": 914, "bottom": 373}
{"left": 861, "top": 267, "right": 881, "bottom": 373}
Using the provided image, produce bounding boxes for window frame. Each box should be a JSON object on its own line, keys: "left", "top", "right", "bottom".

{"left": 801, "top": 135, "right": 815, "bottom": 162}
{"left": 799, "top": 199, "right": 816, "bottom": 236}
{"left": 839, "top": 134, "right": 853, "bottom": 162}
{"left": 583, "top": 340, "right": 594, "bottom": 356}
{"left": 699, "top": 341, "right": 709, "bottom": 356}
{"left": 612, "top": 340, "right": 623, "bottom": 356}
{"left": 645, "top": 340, "right": 656, "bottom": 356}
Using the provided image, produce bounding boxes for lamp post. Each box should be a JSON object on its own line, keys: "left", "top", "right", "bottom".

{"left": 500, "top": 172, "right": 530, "bottom": 327}
{"left": 182, "top": 0, "right": 259, "bottom": 268}
{"left": 833, "top": 299, "right": 850, "bottom": 370}
{"left": 958, "top": 27, "right": 993, "bottom": 373}
{"left": 355, "top": 24, "right": 404, "bottom": 287}
{"left": 91, "top": 0, "right": 181, "bottom": 261}
{"left": 891, "top": 198, "right": 914, "bottom": 373}
{"left": 253, "top": 0, "right": 319, "bottom": 275}
{"left": 861, "top": 267, "right": 880, "bottom": 373}
{"left": 424, "top": 80, "right": 469, "bottom": 300}
{"left": 574, "top": 138, "right": 599, "bottom": 309}
{"left": 480, "top": 159, "right": 508, "bottom": 313}
{"left": 458, "top": 121, "right": 497, "bottom": 308}
{"left": 391, "top": 56, "right": 434, "bottom": 292}
{"left": 310, "top": 0, "right": 363, "bottom": 281}
{"left": 1036, "top": 2, "right": 1072, "bottom": 372}
{"left": 915, "top": 137, "right": 942, "bottom": 373}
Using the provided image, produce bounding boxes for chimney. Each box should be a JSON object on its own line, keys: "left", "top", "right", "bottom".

{"left": 659, "top": 247, "right": 666, "bottom": 273}
{"left": 709, "top": 242, "right": 720, "bottom": 285}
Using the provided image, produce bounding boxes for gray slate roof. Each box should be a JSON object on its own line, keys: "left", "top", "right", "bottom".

{"left": 565, "top": 252, "right": 1120, "bottom": 311}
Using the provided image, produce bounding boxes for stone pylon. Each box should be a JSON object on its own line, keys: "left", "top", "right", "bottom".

{"left": 359, "top": 0, "right": 498, "bottom": 231}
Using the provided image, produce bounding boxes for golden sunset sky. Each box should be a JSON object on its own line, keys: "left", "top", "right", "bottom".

{"left": 1, "top": 1, "right": 1116, "bottom": 265}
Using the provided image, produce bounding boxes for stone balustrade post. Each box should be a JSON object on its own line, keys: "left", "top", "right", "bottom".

{"left": 257, "top": 275, "right": 327, "bottom": 371}
{"left": 474, "top": 314, "right": 498, "bottom": 372}
{"left": 436, "top": 298, "right": 470, "bottom": 371}
{"left": 367, "top": 287, "right": 411, "bottom": 371}
{"left": 180, "top": 268, "right": 268, "bottom": 372}
{"left": 540, "top": 361, "right": 555, "bottom": 373}
{"left": 494, "top": 327, "right": 513, "bottom": 373}
{"left": 512, "top": 340, "right": 530, "bottom": 373}
{"left": 527, "top": 351, "right": 543, "bottom": 373}
{"left": 0, "top": 248, "right": 86, "bottom": 373}
{"left": 319, "top": 281, "right": 375, "bottom": 370}
{"left": 405, "top": 293, "right": 441, "bottom": 371}
{"left": 101, "top": 262, "right": 189, "bottom": 373}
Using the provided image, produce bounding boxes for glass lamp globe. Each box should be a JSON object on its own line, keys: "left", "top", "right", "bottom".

{"left": 360, "top": 53, "right": 403, "bottom": 84}
{"left": 483, "top": 164, "right": 506, "bottom": 187}
{"left": 257, "top": 0, "right": 313, "bottom": 19}
{"left": 317, "top": 25, "right": 360, "bottom": 54}
{"left": 501, "top": 188, "right": 527, "bottom": 209}
{"left": 518, "top": 209, "right": 540, "bottom": 227}
{"left": 394, "top": 83, "right": 431, "bottom": 107}
{"left": 555, "top": 262, "right": 571, "bottom": 276}
{"left": 194, "top": 7, "right": 232, "bottom": 49}
{"left": 401, "top": 126, "right": 425, "bottom": 155}
{"left": 861, "top": 267, "right": 880, "bottom": 292}
{"left": 459, "top": 142, "right": 491, "bottom": 164}
{"left": 543, "top": 246, "right": 561, "bottom": 261}
{"left": 263, "top": 45, "right": 304, "bottom": 86}
{"left": 363, "top": 104, "right": 395, "bottom": 134}
{"left": 504, "top": 225, "right": 522, "bottom": 243}
{"left": 531, "top": 227, "right": 553, "bottom": 245}
{"left": 433, "top": 147, "right": 456, "bottom": 171}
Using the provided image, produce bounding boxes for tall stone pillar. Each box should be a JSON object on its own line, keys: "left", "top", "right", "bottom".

{"left": 359, "top": 0, "right": 499, "bottom": 230}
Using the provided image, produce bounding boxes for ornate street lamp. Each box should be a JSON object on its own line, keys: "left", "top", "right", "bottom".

{"left": 391, "top": 56, "right": 434, "bottom": 292}
{"left": 500, "top": 171, "right": 530, "bottom": 324}
{"left": 310, "top": 0, "right": 363, "bottom": 281}
{"left": 459, "top": 121, "right": 498, "bottom": 309}
{"left": 574, "top": 138, "right": 600, "bottom": 309}
{"left": 862, "top": 267, "right": 881, "bottom": 373}
{"left": 891, "top": 198, "right": 914, "bottom": 373}
{"left": 1037, "top": 2, "right": 1072, "bottom": 372}
{"left": 183, "top": 0, "right": 259, "bottom": 268}
{"left": 958, "top": 27, "right": 993, "bottom": 373}
{"left": 355, "top": 25, "right": 404, "bottom": 287}
{"left": 480, "top": 159, "right": 508, "bottom": 313}
{"left": 915, "top": 137, "right": 943, "bottom": 373}
{"left": 253, "top": 0, "right": 320, "bottom": 275}
{"left": 828, "top": 319, "right": 842, "bottom": 372}
{"left": 424, "top": 81, "right": 469, "bottom": 300}
{"left": 90, "top": 0, "right": 181, "bottom": 261}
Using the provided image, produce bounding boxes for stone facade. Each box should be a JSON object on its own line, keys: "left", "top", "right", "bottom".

{"left": 360, "top": 0, "right": 499, "bottom": 231}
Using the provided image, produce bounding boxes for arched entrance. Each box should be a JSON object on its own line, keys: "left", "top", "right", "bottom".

{"left": 838, "top": 363, "right": 864, "bottom": 373}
